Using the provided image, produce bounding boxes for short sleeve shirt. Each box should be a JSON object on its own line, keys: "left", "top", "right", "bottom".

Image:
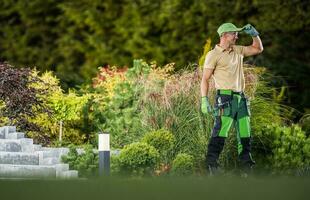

{"left": 203, "top": 44, "right": 246, "bottom": 92}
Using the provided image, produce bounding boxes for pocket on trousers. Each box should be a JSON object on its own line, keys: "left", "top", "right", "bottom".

{"left": 213, "top": 102, "right": 231, "bottom": 117}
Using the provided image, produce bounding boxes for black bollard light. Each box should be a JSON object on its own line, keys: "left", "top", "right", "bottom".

{"left": 98, "top": 132, "right": 110, "bottom": 176}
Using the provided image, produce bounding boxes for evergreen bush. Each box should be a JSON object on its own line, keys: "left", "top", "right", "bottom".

{"left": 61, "top": 145, "right": 98, "bottom": 177}
{"left": 171, "top": 153, "right": 195, "bottom": 176}
{"left": 118, "top": 142, "right": 160, "bottom": 176}
{"left": 141, "top": 129, "right": 176, "bottom": 164}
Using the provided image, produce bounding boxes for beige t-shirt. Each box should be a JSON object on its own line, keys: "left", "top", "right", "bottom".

{"left": 203, "top": 44, "right": 245, "bottom": 92}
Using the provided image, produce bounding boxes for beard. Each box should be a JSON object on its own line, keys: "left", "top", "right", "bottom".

{"left": 231, "top": 39, "right": 237, "bottom": 45}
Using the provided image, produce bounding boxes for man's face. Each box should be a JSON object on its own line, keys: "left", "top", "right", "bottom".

{"left": 223, "top": 32, "right": 238, "bottom": 44}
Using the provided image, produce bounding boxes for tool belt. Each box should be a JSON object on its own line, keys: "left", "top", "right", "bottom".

{"left": 216, "top": 89, "right": 245, "bottom": 97}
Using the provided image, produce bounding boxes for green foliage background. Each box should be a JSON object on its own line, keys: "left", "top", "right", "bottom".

{"left": 1, "top": 0, "right": 309, "bottom": 115}
{"left": 0, "top": 0, "right": 309, "bottom": 176}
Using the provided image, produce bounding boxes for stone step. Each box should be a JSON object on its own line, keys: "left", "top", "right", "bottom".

{"left": 39, "top": 154, "right": 62, "bottom": 165}
{"left": 33, "top": 144, "right": 42, "bottom": 151}
{"left": 0, "top": 126, "right": 19, "bottom": 139}
{"left": 54, "top": 164, "right": 78, "bottom": 178}
{"left": 0, "top": 151, "right": 68, "bottom": 165}
{"left": 5, "top": 132, "right": 25, "bottom": 139}
{"left": 37, "top": 148, "right": 69, "bottom": 165}
{"left": 57, "top": 170, "right": 79, "bottom": 179}
{"left": 0, "top": 164, "right": 78, "bottom": 178}
{"left": 0, "top": 138, "right": 34, "bottom": 152}
{"left": 40, "top": 147, "right": 69, "bottom": 158}
{"left": 0, "top": 126, "right": 78, "bottom": 179}
{"left": 0, "top": 164, "right": 56, "bottom": 178}
{"left": 0, "top": 152, "right": 39, "bottom": 165}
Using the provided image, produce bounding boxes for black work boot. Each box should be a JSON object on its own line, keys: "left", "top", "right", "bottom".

{"left": 206, "top": 137, "right": 225, "bottom": 176}
{"left": 239, "top": 162, "right": 255, "bottom": 178}
{"left": 240, "top": 162, "right": 256, "bottom": 178}
{"left": 239, "top": 137, "right": 255, "bottom": 177}
{"left": 207, "top": 164, "right": 223, "bottom": 176}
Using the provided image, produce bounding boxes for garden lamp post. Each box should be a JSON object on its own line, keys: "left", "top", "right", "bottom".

{"left": 98, "top": 132, "right": 110, "bottom": 176}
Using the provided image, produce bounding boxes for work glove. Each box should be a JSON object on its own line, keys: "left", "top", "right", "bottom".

{"left": 201, "top": 96, "right": 213, "bottom": 115}
{"left": 243, "top": 24, "right": 259, "bottom": 37}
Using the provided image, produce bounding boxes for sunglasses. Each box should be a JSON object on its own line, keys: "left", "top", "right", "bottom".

{"left": 226, "top": 32, "right": 238, "bottom": 36}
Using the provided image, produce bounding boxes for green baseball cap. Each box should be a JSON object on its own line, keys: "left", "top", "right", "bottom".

{"left": 217, "top": 23, "right": 244, "bottom": 36}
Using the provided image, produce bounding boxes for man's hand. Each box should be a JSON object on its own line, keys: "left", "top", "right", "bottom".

{"left": 201, "top": 96, "right": 213, "bottom": 115}
{"left": 243, "top": 24, "right": 259, "bottom": 37}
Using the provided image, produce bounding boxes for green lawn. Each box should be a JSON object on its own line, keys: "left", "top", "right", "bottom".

{"left": 0, "top": 176, "right": 309, "bottom": 200}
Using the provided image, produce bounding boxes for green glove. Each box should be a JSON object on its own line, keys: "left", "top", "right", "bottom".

{"left": 201, "top": 96, "right": 213, "bottom": 115}
{"left": 243, "top": 24, "right": 259, "bottom": 37}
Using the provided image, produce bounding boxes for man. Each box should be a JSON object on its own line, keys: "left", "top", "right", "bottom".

{"left": 200, "top": 23, "right": 263, "bottom": 175}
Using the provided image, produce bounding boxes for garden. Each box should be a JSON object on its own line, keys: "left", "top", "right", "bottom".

{"left": 1, "top": 56, "right": 309, "bottom": 178}
{"left": 0, "top": 2, "right": 309, "bottom": 199}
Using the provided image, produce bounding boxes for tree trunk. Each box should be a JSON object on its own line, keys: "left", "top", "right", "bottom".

{"left": 59, "top": 120, "right": 63, "bottom": 141}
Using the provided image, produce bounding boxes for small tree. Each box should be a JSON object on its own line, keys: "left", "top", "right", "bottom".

{"left": 0, "top": 63, "right": 48, "bottom": 130}
{"left": 49, "top": 91, "right": 88, "bottom": 141}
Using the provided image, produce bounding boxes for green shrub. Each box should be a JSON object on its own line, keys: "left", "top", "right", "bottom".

{"left": 251, "top": 123, "right": 310, "bottom": 175}
{"left": 171, "top": 153, "right": 195, "bottom": 176}
{"left": 118, "top": 142, "right": 160, "bottom": 176}
{"left": 110, "top": 155, "right": 121, "bottom": 176}
{"left": 98, "top": 60, "right": 151, "bottom": 148}
{"left": 265, "top": 124, "right": 310, "bottom": 175}
{"left": 61, "top": 145, "right": 98, "bottom": 177}
{"left": 141, "top": 129, "right": 176, "bottom": 164}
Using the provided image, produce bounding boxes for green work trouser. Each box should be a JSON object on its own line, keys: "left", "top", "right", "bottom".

{"left": 206, "top": 89, "right": 255, "bottom": 168}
